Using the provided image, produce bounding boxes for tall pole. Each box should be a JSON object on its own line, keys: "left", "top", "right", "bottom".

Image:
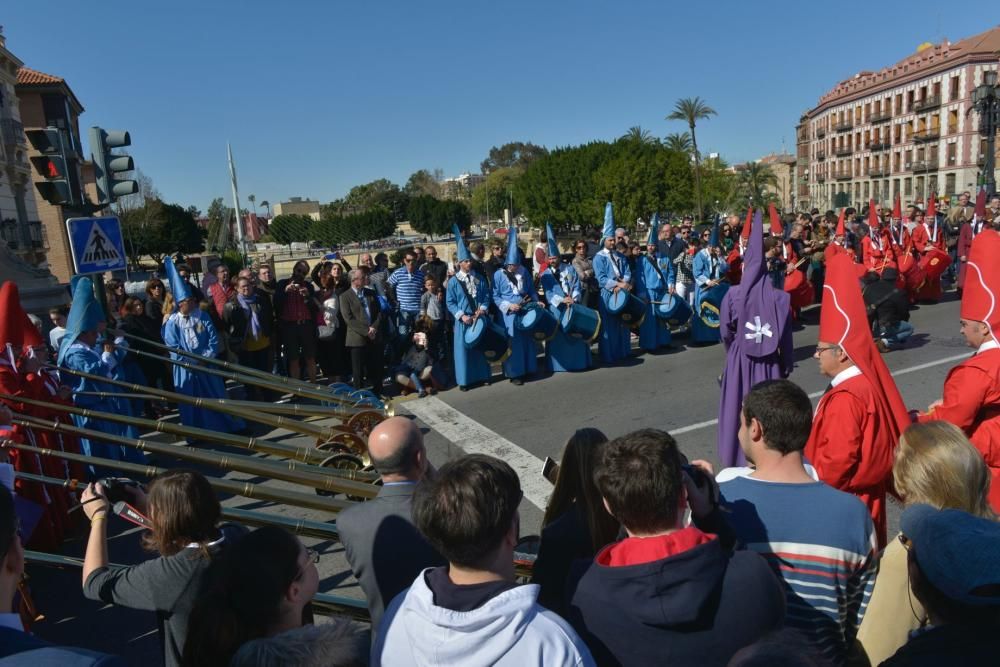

{"left": 227, "top": 143, "right": 247, "bottom": 262}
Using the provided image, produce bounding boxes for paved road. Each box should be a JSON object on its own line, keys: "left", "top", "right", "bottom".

{"left": 25, "top": 291, "right": 970, "bottom": 663}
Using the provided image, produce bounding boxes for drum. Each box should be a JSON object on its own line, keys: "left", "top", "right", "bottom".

{"left": 725, "top": 247, "right": 743, "bottom": 285}
{"left": 783, "top": 270, "right": 814, "bottom": 309}
{"left": 462, "top": 317, "right": 511, "bottom": 362}
{"left": 919, "top": 246, "right": 952, "bottom": 280}
{"left": 561, "top": 304, "right": 602, "bottom": 342}
{"left": 607, "top": 290, "right": 646, "bottom": 329}
{"left": 515, "top": 302, "right": 560, "bottom": 342}
{"left": 655, "top": 293, "right": 692, "bottom": 327}
{"left": 697, "top": 284, "right": 729, "bottom": 328}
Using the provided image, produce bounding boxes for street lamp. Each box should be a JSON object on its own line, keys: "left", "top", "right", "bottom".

{"left": 972, "top": 68, "right": 1000, "bottom": 196}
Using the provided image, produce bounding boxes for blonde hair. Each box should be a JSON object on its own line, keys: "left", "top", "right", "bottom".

{"left": 162, "top": 292, "right": 176, "bottom": 320}
{"left": 893, "top": 421, "right": 996, "bottom": 519}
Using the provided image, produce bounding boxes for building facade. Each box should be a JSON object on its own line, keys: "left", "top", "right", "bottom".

{"left": 758, "top": 152, "right": 797, "bottom": 210}
{"left": 441, "top": 172, "right": 485, "bottom": 199}
{"left": 798, "top": 26, "right": 1000, "bottom": 212}
{"left": 273, "top": 196, "right": 321, "bottom": 221}
{"left": 0, "top": 30, "right": 45, "bottom": 267}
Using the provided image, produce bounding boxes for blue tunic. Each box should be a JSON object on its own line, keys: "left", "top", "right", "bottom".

{"left": 691, "top": 249, "right": 730, "bottom": 344}
{"left": 593, "top": 250, "right": 632, "bottom": 363}
{"left": 162, "top": 310, "right": 245, "bottom": 432}
{"left": 60, "top": 343, "right": 144, "bottom": 469}
{"left": 492, "top": 266, "right": 538, "bottom": 379}
{"left": 635, "top": 254, "right": 675, "bottom": 351}
{"left": 539, "top": 264, "right": 592, "bottom": 372}
{"left": 445, "top": 272, "right": 493, "bottom": 387}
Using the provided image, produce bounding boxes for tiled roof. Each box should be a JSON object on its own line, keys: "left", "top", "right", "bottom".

{"left": 16, "top": 66, "right": 64, "bottom": 85}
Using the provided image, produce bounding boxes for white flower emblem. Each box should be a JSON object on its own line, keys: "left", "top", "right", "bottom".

{"left": 744, "top": 315, "right": 773, "bottom": 344}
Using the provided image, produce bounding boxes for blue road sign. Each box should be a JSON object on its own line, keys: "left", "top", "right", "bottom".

{"left": 66, "top": 216, "right": 127, "bottom": 275}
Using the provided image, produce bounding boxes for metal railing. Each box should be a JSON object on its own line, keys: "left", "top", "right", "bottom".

{"left": 835, "top": 145, "right": 854, "bottom": 156}
{"left": 914, "top": 95, "right": 942, "bottom": 112}
{"left": 834, "top": 169, "right": 852, "bottom": 181}
{"left": 869, "top": 110, "right": 892, "bottom": 124}
{"left": 911, "top": 159, "right": 939, "bottom": 172}
{"left": 913, "top": 129, "right": 941, "bottom": 143}
{"left": 0, "top": 118, "right": 24, "bottom": 147}
{"left": 868, "top": 167, "right": 891, "bottom": 178}
{"left": 816, "top": 150, "right": 826, "bottom": 160}
{"left": 869, "top": 141, "right": 891, "bottom": 151}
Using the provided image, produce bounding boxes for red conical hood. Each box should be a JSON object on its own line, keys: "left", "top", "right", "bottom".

{"left": 892, "top": 194, "right": 902, "bottom": 221}
{"left": 740, "top": 207, "right": 753, "bottom": 240}
{"left": 868, "top": 199, "right": 879, "bottom": 229}
{"left": 0, "top": 282, "right": 28, "bottom": 367}
{"left": 974, "top": 187, "right": 987, "bottom": 220}
{"left": 926, "top": 193, "right": 936, "bottom": 220}
{"left": 836, "top": 209, "right": 846, "bottom": 237}
{"left": 960, "top": 230, "right": 1000, "bottom": 335}
{"left": 768, "top": 203, "right": 783, "bottom": 236}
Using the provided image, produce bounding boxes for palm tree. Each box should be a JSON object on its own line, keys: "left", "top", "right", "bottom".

{"left": 664, "top": 132, "right": 693, "bottom": 155}
{"left": 620, "top": 126, "right": 658, "bottom": 145}
{"left": 259, "top": 200, "right": 270, "bottom": 218}
{"left": 667, "top": 97, "right": 717, "bottom": 222}
{"left": 247, "top": 193, "right": 257, "bottom": 218}
{"left": 731, "top": 162, "right": 779, "bottom": 209}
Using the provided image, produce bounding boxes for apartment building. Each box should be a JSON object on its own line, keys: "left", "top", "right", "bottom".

{"left": 797, "top": 26, "right": 1000, "bottom": 212}
{"left": 273, "top": 196, "right": 321, "bottom": 221}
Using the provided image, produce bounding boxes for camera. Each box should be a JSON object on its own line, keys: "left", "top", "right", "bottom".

{"left": 97, "top": 477, "right": 141, "bottom": 504}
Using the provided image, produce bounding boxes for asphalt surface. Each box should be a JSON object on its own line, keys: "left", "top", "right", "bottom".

{"left": 25, "top": 288, "right": 970, "bottom": 664}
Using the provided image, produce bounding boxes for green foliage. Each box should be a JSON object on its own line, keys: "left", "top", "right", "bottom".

{"left": 205, "top": 197, "right": 232, "bottom": 251}
{"left": 220, "top": 248, "right": 245, "bottom": 276}
{"left": 407, "top": 195, "right": 472, "bottom": 237}
{"left": 310, "top": 206, "right": 397, "bottom": 246}
{"left": 515, "top": 142, "right": 618, "bottom": 231}
{"left": 268, "top": 214, "right": 312, "bottom": 244}
{"left": 119, "top": 198, "right": 206, "bottom": 265}
{"left": 470, "top": 167, "right": 522, "bottom": 218}
{"left": 729, "top": 162, "right": 780, "bottom": 209}
{"left": 594, "top": 143, "right": 693, "bottom": 228}
{"left": 324, "top": 178, "right": 409, "bottom": 221}
{"left": 620, "top": 126, "right": 659, "bottom": 146}
{"left": 404, "top": 169, "right": 442, "bottom": 198}
{"left": 480, "top": 142, "right": 549, "bottom": 174}
{"left": 664, "top": 132, "right": 693, "bottom": 155}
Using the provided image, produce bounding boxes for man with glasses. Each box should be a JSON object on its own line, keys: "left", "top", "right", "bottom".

{"left": 805, "top": 253, "right": 911, "bottom": 547}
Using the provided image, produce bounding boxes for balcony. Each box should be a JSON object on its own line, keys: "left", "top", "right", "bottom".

{"left": 835, "top": 145, "right": 854, "bottom": 157}
{"left": 911, "top": 159, "right": 939, "bottom": 173}
{"left": 816, "top": 149, "right": 826, "bottom": 160}
{"left": 816, "top": 172, "right": 827, "bottom": 182}
{"left": 869, "top": 141, "right": 891, "bottom": 151}
{"left": 868, "top": 166, "right": 891, "bottom": 178}
{"left": 0, "top": 118, "right": 24, "bottom": 148}
{"left": 816, "top": 126, "right": 827, "bottom": 138}
{"left": 913, "top": 129, "right": 941, "bottom": 143}
{"left": 869, "top": 110, "right": 892, "bottom": 124}
{"left": 834, "top": 169, "right": 852, "bottom": 181}
{"left": 913, "top": 95, "right": 942, "bottom": 112}
{"left": 833, "top": 119, "right": 854, "bottom": 132}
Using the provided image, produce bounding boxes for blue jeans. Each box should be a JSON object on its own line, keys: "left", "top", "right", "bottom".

{"left": 880, "top": 321, "right": 913, "bottom": 347}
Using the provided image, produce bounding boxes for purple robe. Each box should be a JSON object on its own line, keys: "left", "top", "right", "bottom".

{"left": 717, "top": 211, "right": 795, "bottom": 467}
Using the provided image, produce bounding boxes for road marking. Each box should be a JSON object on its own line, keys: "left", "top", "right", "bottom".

{"left": 404, "top": 396, "right": 550, "bottom": 511}
{"left": 672, "top": 351, "right": 971, "bottom": 436}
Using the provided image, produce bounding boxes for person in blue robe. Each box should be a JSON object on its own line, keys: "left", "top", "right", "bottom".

{"left": 492, "top": 225, "right": 538, "bottom": 385}
{"left": 161, "top": 258, "right": 246, "bottom": 433}
{"left": 691, "top": 216, "right": 730, "bottom": 344}
{"left": 444, "top": 225, "right": 493, "bottom": 391}
{"left": 636, "top": 214, "right": 675, "bottom": 352}
{"left": 539, "top": 223, "right": 592, "bottom": 372}
{"left": 593, "top": 202, "right": 633, "bottom": 363}
{"left": 57, "top": 277, "right": 145, "bottom": 473}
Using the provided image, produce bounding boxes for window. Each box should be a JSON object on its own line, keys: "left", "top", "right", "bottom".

{"left": 945, "top": 173, "right": 956, "bottom": 194}
{"left": 947, "top": 143, "right": 957, "bottom": 165}
{"left": 895, "top": 93, "right": 903, "bottom": 115}
{"left": 948, "top": 109, "right": 959, "bottom": 134}
{"left": 933, "top": 82, "right": 942, "bottom": 100}
{"left": 950, "top": 75, "right": 960, "bottom": 100}
{"left": 928, "top": 175, "right": 938, "bottom": 194}
{"left": 893, "top": 179, "right": 901, "bottom": 196}
{"left": 865, "top": 102, "right": 872, "bottom": 120}
{"left": 865, "top": 182, "right": 872, "bottom": 199}
{"left": 907, "top": 90, "right": 915, "bottom": 112}
{"left": 915, "top": 177, "right": 925, "bottom": 200}
{"left": 905, "top": 178, "right": 912, "bottom": 195}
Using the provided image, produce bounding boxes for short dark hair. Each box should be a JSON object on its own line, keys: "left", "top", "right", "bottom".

{"left": 594, "top": 429, "right": 682, "bottom": 533}
{"left": 741, "top": 380, "right": 814, "bottom": 456}
{"left": 413, "top": 454, "right": 521, "bottom": 568}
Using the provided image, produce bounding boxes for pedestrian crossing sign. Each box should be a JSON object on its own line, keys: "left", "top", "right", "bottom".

{"left": 66, "top": 216, "right": 127, "bottom": 275}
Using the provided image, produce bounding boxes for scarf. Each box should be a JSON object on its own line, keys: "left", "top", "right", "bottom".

{"left": 177, "top": 313, "right": 201, "bottom": 351}
{"left": 456, "top": 270, "right": 477, "bottom": 299}
{"left": 237, "top": 293, "right": 261, "bottom": 339}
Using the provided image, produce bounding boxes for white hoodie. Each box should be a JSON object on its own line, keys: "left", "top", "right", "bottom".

{"left": 373, "top": 569, "right": 594, "bottom": 667}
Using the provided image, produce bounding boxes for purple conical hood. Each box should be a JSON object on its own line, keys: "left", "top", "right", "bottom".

{"left": 738, "top": 210, "right": 783, "bottom": 358}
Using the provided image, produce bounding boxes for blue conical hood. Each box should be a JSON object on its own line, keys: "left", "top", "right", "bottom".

{"left": 164, "top": 256, "right": 192, "bottom": 302}
{"left": 58, "top": 276, "right": 106, "bottom": 365}
{"left": 546, "top": 223, "right": 559, "bottom": 258}
{"left": 505, "top": 226, "right": 519, "bottom": 266}
{"left": 453, "top": 225, "right": 471, "bottom": 263}
{"left": 647, "top": 213, "right": 660, "bottom": 246}
{"left": 602, "top": 202, "right": 615, "bottom": 241}
{"left": 708, "top": 214, "right": 721, "bottom": 247}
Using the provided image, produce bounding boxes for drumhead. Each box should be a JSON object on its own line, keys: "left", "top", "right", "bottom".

{"left": 520, "top": 309, "right": 538, "bottom": 328}
{"left": 463, "top": 317, "right": 485, "bottom": 345}
{"left": 608, "top": 290, "right": 625, "bottom": 312}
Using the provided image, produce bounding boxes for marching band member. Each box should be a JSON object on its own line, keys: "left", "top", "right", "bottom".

{"left": 593, "top": 202, "right": 632, "bottom": 364}
{"left": 492, "top": 225, "right": 538, "bottom": 385}
{"left": 691, "top": 216, "right": 729, "bottom": 344}
{"left": 805, "top": 252, "right": 912, "bottom": 547}
{"left": 916, "top": 228, "right": 1000, "bottom": 512}
{"left": 635, "top": 214, "right": 674, "bottom": 352}
{"left": 718, "top": 210, "right": 794, "bottom": 467}
{"left": 539, "top": 224, "right": 592, "bottom": 372}
{"left": 887, "top": 195, "right": 911, "bottom": 253}
{"left": 445, "top": 226, "right": 493, "bottom": 391}
{"left": 910, "top": 194, "right": 948, "bottom": 303}
{"left": 861, "top": 200, "right": 896, "bottom": 276}
{"left": 161, "top": 258, "right": 246, "bottom": 434}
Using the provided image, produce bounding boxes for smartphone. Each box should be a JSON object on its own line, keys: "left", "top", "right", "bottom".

{"left": 541, "top": 457, "right": 559, "bottom": 484}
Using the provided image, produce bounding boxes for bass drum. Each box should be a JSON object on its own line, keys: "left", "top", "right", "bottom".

{"left": 515, "top": 302, "right": 560, "bottom": 342}
{"left": 561, "top": 304, "right": 602, "bottom": 342}
{"left": 918, "top": 247, "right": 952, "bottom": 281}
{"left": 606, "top": 290, "right": 646, "bottom": 329}
{"left": 655, "top": 293, "right": 692, "bottom": 327}
{"left": 783, "top": 269, "right": 814, "bottom": 309}
{"left": 697, "top": 284, "right": 729, "bottom": 328}
{"left": 462, "top": 317, "right": 511, "bottom": 363}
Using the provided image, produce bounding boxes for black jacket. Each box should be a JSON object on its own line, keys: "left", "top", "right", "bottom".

{"left": 863, "top": 278, "right": 910, "bottom": 330}
{"left": 222, "top": 295, "right": 274, "bottom": 350}
{"left": 531, "top": 504, "right": 606, "bottom": 617}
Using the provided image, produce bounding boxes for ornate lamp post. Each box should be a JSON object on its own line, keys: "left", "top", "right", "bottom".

{"left": 972, "top": 69, "right": 1000, "bottom": 196}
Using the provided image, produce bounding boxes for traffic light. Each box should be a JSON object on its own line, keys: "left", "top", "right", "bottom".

{"left": 89, "top": 127, "right": 138, "bottom": 206}
{"left": 25, "top": 127, "right": 74, "bottom": 205}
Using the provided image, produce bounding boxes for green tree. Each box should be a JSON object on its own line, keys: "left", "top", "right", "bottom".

{"left": 730, "top": 162, "right": 780, "bottom": 209}
{"left": 470, "top": 167, "right": 522, "bottom": 220}
{"left": 619, "top": 126, "right": 659, "bottom": 146}
{"left": 268, "top": 214, "right": 312, "bottom": 244}
{"left": 404, "top": 169, "right": 442, "bottom": 198}
{"left": 408, "top": 196, "right": 470, "bottom": 237}
{"left": 664, "top": 132, "right": 693, "bottom": 155}
{"left": 205, "top": 197, "right": 232, "bottom": 250}
{"left": 480, "top": 142, "right": 549, "bottom": 174}
{"left": 699, "top": 156, "right": 737, "bottom": 219}
{"left": 667, "top": 96, "right": 717, "bottom": 222}
{"left": 328, "top": 178, "right": 409, "bottom": 220}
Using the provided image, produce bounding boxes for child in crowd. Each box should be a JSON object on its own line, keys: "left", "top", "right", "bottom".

{"left": 394, "top": 332, "right": 437, "bottom": 397}
{"left": 419, "top": 276, "right": 447, "bottom": 366}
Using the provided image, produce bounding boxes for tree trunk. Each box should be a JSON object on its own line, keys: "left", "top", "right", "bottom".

{"left": 690, "top": 122, "right": 703, "bottom": 223}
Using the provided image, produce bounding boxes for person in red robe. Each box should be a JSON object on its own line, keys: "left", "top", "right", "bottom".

{"left": 956, "top": 188, "right": 989, "bottom": 293}
{"left": 804, "top": 252, "right": 912, "bottom": 548}
{"left": 861, "top": 200, "right": 897, "bottom": 276}
{"left": 725, "top": 208, "right": 753, "bottom": 286}
{"left": 824, "top": 209, "right": 852, "bottom": 262}
{"left": 771, "top": 204, "right": 812, "bottom": 314}
{"left": 911, "top": 194, "right": 949, "bottom": 303}
{"left": 916, "top": 228, "right": 1000, "bottom": 512}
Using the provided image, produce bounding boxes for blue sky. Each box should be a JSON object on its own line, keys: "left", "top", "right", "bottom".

{"left": 4, "top": 1, "right": 996, "bottom": 213}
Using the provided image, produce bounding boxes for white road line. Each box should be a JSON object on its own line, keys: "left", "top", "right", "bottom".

{"left": 404, "top": 396, "right": 551, "bottom": 511}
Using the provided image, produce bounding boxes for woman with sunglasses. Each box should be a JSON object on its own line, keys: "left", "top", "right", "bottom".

{"left": 571, "top": 239, "right": 598, "bottom": 309}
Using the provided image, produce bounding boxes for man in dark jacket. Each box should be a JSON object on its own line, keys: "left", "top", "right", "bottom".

{"left": 274, "top": 260, "right": 319, "bottom": 382}
{"left": 566, "top": 429, "right": 785, "bottom": 667}
{"left": 339, "top": 269, "right": 384, "bottom": 396}
{"left": 419, "top": 245, "right": 449, "bottom": 289}
{"left": 862, "top": 270, "right": 912, "bottom": 352}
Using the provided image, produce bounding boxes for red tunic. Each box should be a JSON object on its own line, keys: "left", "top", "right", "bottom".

{"left": 862, "top": 234, "right": 897, "bottom": 275}
{"left": 918, "top": 347, "right": 1000, "bottom": 512}
{"left": 806, "top": 372, "right": 895, "bottom": 547}
{"left": 911, "top": 223, "right": 946, "bottom": 301}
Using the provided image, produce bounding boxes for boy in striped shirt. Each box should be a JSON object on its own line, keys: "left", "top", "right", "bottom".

{"left": 719, "top": 379, "right": 876, "bottom": 665}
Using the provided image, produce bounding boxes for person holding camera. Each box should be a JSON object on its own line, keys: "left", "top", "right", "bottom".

{"left": 274, "top": 260, "right": 320, "bottom": 383}
{"left": 80, "top": 470, "right": 244, "bottom": 667}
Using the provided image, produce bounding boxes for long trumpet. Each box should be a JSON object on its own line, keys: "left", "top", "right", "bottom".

{"left": 24, "top": 550, "right": 370, "bottom": 622}
{"left": 51, "top": 365, "right": 384, "bottom": 445}
{"left": 14, "top": 470, "right": 343, "bottom": 541}
{"left": 12, "top": 413, "right": 377, "bottom": 499}
{"left": 3, "top": 393, "right": 379, "bottom": 477}
{"left": 4, "top": 438, "right": 353, "bottom": 514}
